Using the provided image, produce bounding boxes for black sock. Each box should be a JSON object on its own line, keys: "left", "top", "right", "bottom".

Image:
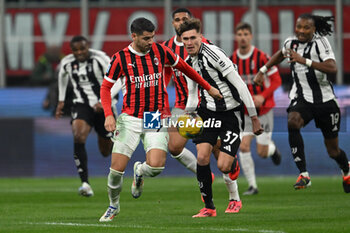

{"left": 74, "top": 143, "right": 88, "bottom": 183}
{"left": 332, "top": 149, "right": 349, "bottom": 174}
{"left": 197, "top": 164, "right": 215, "bottom": 209}
{"left": 288, "top": 128, "right": 307, "bottom": 173}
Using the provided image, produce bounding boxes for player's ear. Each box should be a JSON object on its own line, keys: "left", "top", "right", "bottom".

{"left": 131, "top": 32, "right": 137, "bottom": 41}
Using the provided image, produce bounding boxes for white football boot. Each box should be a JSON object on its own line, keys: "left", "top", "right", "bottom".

{"left": 99, "top": 205, "right": 120, "bottom": 222}
{"left": 78, "top": 182, "right": 94, "bottom": 197}
{"left": 131, "top": 161, "right": 144, "bottom": 198}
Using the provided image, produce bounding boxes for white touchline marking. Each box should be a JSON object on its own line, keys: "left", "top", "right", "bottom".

{"left": 0, "top": 188, "right": 75, "bottom": 193}
{"left": 24, "top": 222, "right": 286, "bottom": 233}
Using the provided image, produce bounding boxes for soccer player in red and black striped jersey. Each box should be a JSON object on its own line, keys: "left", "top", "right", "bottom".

{"left": 230, "top": 22, "right": 282, "bottom": 195}
{"left": 99, "top": 17, "right": 222, "bottom": 222}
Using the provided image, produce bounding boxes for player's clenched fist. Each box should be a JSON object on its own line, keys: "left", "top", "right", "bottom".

{"left": 104, "top": 115, "right": 116, "bottom": 132}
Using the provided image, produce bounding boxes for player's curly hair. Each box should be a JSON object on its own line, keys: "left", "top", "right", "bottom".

{"left": 299, "top": 13, "right": 334, "bottom": 36}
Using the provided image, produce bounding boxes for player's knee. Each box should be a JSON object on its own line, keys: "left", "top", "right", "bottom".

{"left": 168, "top": 143, "right": 183, "bottom": 157}
{"left": 288, "top": 115, "right": 302, "bottom": 130}
{"left": 239, "top": 143, "right": 250, "bottom": 153}
{"left": 197, "top": 154, "right": 210, "bottom": 165}
{"left": 73, "top": 132, "right": 87, "bottom": 143}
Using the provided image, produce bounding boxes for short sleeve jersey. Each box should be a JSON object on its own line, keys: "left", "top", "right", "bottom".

{"left": 282, "top": 35, "right": 336, "bottom": 104}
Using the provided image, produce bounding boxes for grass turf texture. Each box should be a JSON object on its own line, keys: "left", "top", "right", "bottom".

{"left": 0, "top": 176, "right": 349, "bottom": 233}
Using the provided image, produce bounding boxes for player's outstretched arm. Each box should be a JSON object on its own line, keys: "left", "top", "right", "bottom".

{"left": 254, "top": 49, "right": 284, "bottom": 85}
{"left": 207, "top": 87, "right": 222, "bottom": 100}
{"left": 174, "top": 58, "right": 222, "bottom": 100}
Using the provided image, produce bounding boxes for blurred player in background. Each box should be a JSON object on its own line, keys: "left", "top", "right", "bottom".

{"left": 254, "top": 14, "right": 350, "bottom": 193}
{"left": 163, "top": 8, "right": 243, "bottom": 213}
{"left": 99, "top": 17, "right": 222, "bottom": 222}
{"left": 55, "top": 35, "right": 115, "bottom": 197}
{"left": 180, "top": 18, "right": 263, "bottom": 217}
{"left": 230, "top": 22, "right": 282, "bottom": 195}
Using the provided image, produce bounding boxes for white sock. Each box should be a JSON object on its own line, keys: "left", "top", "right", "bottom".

{"left": 266, "top": 142, "right": 276, "bottom": 157}
{"left": 108, "top": 168, "right": 124, "bottom": 207}
{"left": 171, "top": 148, "right": 197, "bottom": 173}
{"left": 301, "top": 171, "right": 310, "bottom": 177}
{"left": 137, "top": 162, "right": 164, "bottom": 177}
{"left": 223, "top": 173, "right": 240, "bottom": 201}
{"left": 239, "top": 151, "right": 257, "bottom": 189}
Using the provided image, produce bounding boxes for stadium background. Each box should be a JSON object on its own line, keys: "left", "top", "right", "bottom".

{"left": 0, "top": 0, "right": 349, "bottom": 178}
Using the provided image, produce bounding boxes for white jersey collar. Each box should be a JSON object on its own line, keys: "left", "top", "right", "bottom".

{"left": 173, "top": 35, "right": 184, "bottom": 46}
{"left": 128, "top": 44, "right": 150, "bottom": 56}
{"left": 236, "top": 45, "right": 255, "bottom": 60}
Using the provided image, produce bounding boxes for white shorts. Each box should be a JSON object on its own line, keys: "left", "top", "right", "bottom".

{"left": 242, "top": 110, "right": 274, "bottom": 145}
{"left": 112, "top": 113, "right": 169, "bottom": 158}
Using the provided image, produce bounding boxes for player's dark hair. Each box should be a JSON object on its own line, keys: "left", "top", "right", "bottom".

{"left": 131, "top": 17, "right": 155, "bottom": 35}
{"left": 178, "top": 18, "right": 201, "bottom": 36}
{"left": 298, "top": 13, "right": 334, "bottom": 36}
{"left": 235, "top": 22, "right": 252, "bottom": 33}
{"left": 172, "top": 8, "right": 192, "bottom": 19}
{"left": 70, "top": 35, "right": 88, "bottom": 48}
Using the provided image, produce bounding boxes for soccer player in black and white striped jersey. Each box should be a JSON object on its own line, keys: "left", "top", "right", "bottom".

{"left": 180, "top": 18, "right": 263, "bottom": 217}
{"left": 164, "top": 8, "right": 243, "bottom": 213}
{"left": 254, "top": 14, "right": 350, "bottom": 193}
{"left": 56, "top": 35, "right": 117, "bottom": 197}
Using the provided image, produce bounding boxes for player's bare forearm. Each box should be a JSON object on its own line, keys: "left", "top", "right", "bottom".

{"left": 251, "top": 115, "right": 264, "bottom": 135}
{"left": 254, "top": 50, "right": 284, "bottom": 85}
{"left": 208, "top": 86, "right": 223, "bottom": 100}
{"left": 253, "top": 95, "right": 265, "bottom": 108}
{"left": 308, "top": 59, "right": 337, "bottom": 74}
{"left": 104, "top": 115, "right": 116, "bottom": 132}
{"left": 55, "top": 101, "right": 65, "bottom": 119}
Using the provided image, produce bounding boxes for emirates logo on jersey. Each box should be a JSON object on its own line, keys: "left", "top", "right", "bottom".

{"left": 154, "top": 57, "right": 159, "bottom": 65}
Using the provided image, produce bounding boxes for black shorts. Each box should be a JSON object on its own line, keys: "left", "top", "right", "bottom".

{"left": 287, "top": 98, "right": 340, "bottom": 139}
{"left": 193, "top": 106, "right": 244, "bottom": 156}
{"left": 71, "top": 103, "right": 111, "bottom": 138}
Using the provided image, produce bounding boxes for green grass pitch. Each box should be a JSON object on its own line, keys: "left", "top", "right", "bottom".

{"left": 0, "top": 176, "right": 349, "bottom": 233}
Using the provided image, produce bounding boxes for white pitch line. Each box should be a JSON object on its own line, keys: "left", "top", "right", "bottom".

{"left": 25, "top": 222, "right": 286, "bottom": 233}
{"left": 0, "top": 188, "right": 75, "bottom": 193}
